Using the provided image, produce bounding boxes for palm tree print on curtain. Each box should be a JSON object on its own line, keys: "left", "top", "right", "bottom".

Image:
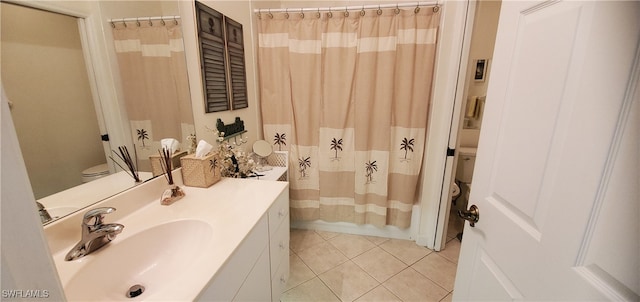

{"left": 273, "top": 133, "right": 286, "bottom": 151}
{"left": 400, "top": 138, "right": 415, "bottom": 161}
{"left": 257, "top": 7, "right": 439, "bottom": 228}
{"left": 365, "top": 160, "right": 378, "bottom": 184}
{"left": 137, "top": 128, "right": 149, "bottom": 148}
{"left": 298, "top": 156, "right": 311, "bottom": 178}
{"left": 330, "top": 138, "right": 343, "bottom": 160}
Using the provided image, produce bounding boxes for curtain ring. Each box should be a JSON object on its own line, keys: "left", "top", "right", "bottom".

{"left": 316, "top": 8, "right": 321, "bottom": 18}
{"left": 328, "top": 7, "right": 333, "bottom": 18}
{"left": 136, "top": 18, "right": 141, "bottom": 27}
{"left": 377, "top": 5, "right": 383, "bottom": 15}
{"left": 148, "top": 18, "right": 153, "bottom": 26}
{"left": 110, "top": 21, "right": 115, "bottom": 28}
{"left": 433, "top": 1, "right": 440, "bottom": 13}
{"left": 394, "top": 4, "right": 400, "bottom": 14}
{"left": 360, "top": 5, "right": 366, "bottom": 16}
{"left": 300, "top": 8, "right": 304, "bottom": 19}
{"left": 268, "top": 8, "right": 273, "bottom": 19}
{"left": 344, "top": 6, "right": 349, "bottom": 17}
{"left": 122, "top": 20, "right": 127, "bottom": 28}
{"left": 173, "top": 16, "right": 178, "bottom": 25}
{"left": 284, "top": 8, "right": 289, "bottom": 19}
{"left": 160, "top": 17, "right": 166, "bottom": 25}
{"left": 256, "top": 9, "right": 262, "bottom": 19}
{"left": 414, "top": 5, "right": 421, "bottom": 14}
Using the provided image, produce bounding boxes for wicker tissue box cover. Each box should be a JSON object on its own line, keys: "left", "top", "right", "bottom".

{"left": 149, "top": 151, "right": 188, "bottom": 177}
{"left": 180, "top": 153, "right": 221, "bottom": 188}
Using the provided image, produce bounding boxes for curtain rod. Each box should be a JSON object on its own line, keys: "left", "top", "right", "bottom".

{"left": 252, "top": 2, "right": 441, "bottom": 14}
{"left": 108, "top": 15, "right": 181, "bottom": 23}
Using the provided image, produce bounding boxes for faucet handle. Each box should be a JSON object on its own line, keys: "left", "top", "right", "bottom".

{"left": 83, "top": 207, "right": 116, "bottom": 226}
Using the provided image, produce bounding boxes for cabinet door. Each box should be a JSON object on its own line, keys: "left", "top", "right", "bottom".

{"left": 197, "top": 215, "right": 269, "bottom": 301}
{"left": 271, "top": 254, "right": 290, "bottom": 302}
{"left": 269, "top": 215, "right": 290, "bottom": 276}
{"left": 234, "top": 246, "right": 271, "bottom": 301}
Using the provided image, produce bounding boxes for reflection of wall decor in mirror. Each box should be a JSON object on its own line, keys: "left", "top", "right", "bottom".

{"left": 474, "top": 59, "right": 487, "bottom": 82}
{"left": 195, "top": 1, "right": 249, "bottom": 113}
{"left": 111, "top": 16, "right": 195, "bottom": 172}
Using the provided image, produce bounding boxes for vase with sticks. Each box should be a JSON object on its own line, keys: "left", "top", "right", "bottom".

{"left": 158, "top": 147, "right": 185, "bottom": 205}
{"left": 109, "top": 146, "right": 141, "bottom": 183}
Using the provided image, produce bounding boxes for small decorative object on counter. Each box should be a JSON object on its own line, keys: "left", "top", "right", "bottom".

{"left": 180, "top": 140, "right": 221, "bottom": 188}
{"left": 158, "top": 147, "right": 185, "bottom": 205}
{"left": 207, "top": 129, "right": 256, "bottom": 178}
{"left": 180, "top": 153, "right": 222, "bottom": 188}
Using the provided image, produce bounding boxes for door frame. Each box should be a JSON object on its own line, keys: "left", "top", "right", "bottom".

{"left": 416, "top": 0, "right": 477, "bottom": 251}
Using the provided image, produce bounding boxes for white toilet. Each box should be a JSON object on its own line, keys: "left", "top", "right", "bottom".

{"left": 454, "top": 147, "right": 477, "bottom": 240}
{"left": 82, "top": 163, "right": 110, "bottom": 183}
{"left": 456, "top": 147, "right": 477, "bottom": 184}
{"left": 456, "top": 147, "right": 477, "bottom": 204}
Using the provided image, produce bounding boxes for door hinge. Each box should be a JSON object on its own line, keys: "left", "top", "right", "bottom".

{"left": 447, "top": 147, "right": 455, "bottom": 156}
{"left": 101, "top": 134, "right": 110, "bottom": 142}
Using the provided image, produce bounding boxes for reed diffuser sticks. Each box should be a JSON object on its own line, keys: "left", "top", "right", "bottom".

{"left": 158, "top": 147, "right": 174, "bottom": 185}
{"left": 109, "top": 146, "right": 141, "bottom": 182}
{"left": 158, "top": 147, "right": 185, "bottom": 205}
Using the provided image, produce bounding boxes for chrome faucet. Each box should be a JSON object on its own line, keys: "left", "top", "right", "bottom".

{"left": 65, "top": 207, "right": 124, "bottom": 261}
{"left": 36, "top": 202, "right": 52, "bottom": 224}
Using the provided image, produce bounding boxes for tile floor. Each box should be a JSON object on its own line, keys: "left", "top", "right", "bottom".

{"left": 282, "top": 223, "right": 462, "bottom": 302}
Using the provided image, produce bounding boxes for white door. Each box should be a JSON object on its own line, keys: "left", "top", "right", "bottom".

{"left": 453, "top": 1, "right": 639, "bottom": 300}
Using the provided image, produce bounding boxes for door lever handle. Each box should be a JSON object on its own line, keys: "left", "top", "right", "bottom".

{"left": 458, "top": 204, "right": 479, "bottom": 227}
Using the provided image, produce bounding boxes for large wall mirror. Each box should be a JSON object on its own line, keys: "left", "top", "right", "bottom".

{"left": 1, "top": 1, "right": 194, "bottom": 224}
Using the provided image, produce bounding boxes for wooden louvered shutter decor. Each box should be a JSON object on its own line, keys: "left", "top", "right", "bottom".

{"left": 195, "top": 2, "right": 249, "bottom": 113}
{"left": 225, "top": 18, "right": 248, "bottom": 110}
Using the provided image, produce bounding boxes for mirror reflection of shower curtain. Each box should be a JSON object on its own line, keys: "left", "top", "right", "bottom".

{"left": 258, "top": 8, "right": 440, "bottom": 228}
{"left": 112, "top": 20, "right": 194, "bottom": 171}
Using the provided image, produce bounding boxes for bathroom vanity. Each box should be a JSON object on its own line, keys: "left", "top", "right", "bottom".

{"left": 43, "top": 170, "right": 289, "bottom": 301}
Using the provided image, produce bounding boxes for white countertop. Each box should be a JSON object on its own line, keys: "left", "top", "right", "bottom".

{"left": 251, "top": 166, "right": 287, "bottom": 181}
{"left": 43, "top": 170, "right": 289, "bottom": 301}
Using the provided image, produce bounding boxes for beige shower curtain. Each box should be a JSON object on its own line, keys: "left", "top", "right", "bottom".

{"left": 112, "top": 20, "right": 194, "bottom": 170}
{"left": 258, "top": 7, "right": 440, "bottom": 228}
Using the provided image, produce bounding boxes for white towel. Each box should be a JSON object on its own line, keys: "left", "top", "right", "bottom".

{"left": 466, "top": 96, "right": 478, "bottom": 118}
{"left": 161, "top": 138, "right": 180, "bottom": 154}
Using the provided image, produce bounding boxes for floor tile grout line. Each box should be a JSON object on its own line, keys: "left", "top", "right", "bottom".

{"left": 410, "top": 253, "right": 457, "bottom": 292}
{"left": 288, "top": 229, "right": 458, "bottom": 301}
{"left": 315, "top": 274, "right": 343, "bottom": 302}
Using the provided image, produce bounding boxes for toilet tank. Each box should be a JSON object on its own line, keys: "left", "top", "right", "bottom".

{"left": 456, "top": 147, "right": 477, "bottom": 183}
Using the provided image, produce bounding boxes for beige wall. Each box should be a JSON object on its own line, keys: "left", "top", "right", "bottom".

{"left": 459, "top": 0, "right": 501, "bottom": 147}
{"left": 1, "top": 3, "right": 105, "bottom": 199}
{"left": 180, "top": 1, "right": 263, "bottom": 150}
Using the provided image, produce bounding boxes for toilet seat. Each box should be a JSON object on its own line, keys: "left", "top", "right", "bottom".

{"left": 82, "top": 163, "right": 109, "bottom": 182}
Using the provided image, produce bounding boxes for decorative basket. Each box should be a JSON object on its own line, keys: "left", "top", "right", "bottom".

{"left": 180, "top": 153, "right": 221, "bottom": 188}
{"left": 149, "top": 151, "right": 187, "bottom": 177}
{"left": 266, "top": 151, "right": 288, "bottom": 167}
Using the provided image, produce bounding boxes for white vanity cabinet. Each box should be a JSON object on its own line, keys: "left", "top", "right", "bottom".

{"left": 268, "top": 187, "right": 290, "bottom": 301}
{"left": 196, "top": 188, "right": 290, "bottom": 302}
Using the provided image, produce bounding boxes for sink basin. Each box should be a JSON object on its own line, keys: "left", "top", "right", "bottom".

{"left": 63, "top": 219, "right": 212, "bottom": 301}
